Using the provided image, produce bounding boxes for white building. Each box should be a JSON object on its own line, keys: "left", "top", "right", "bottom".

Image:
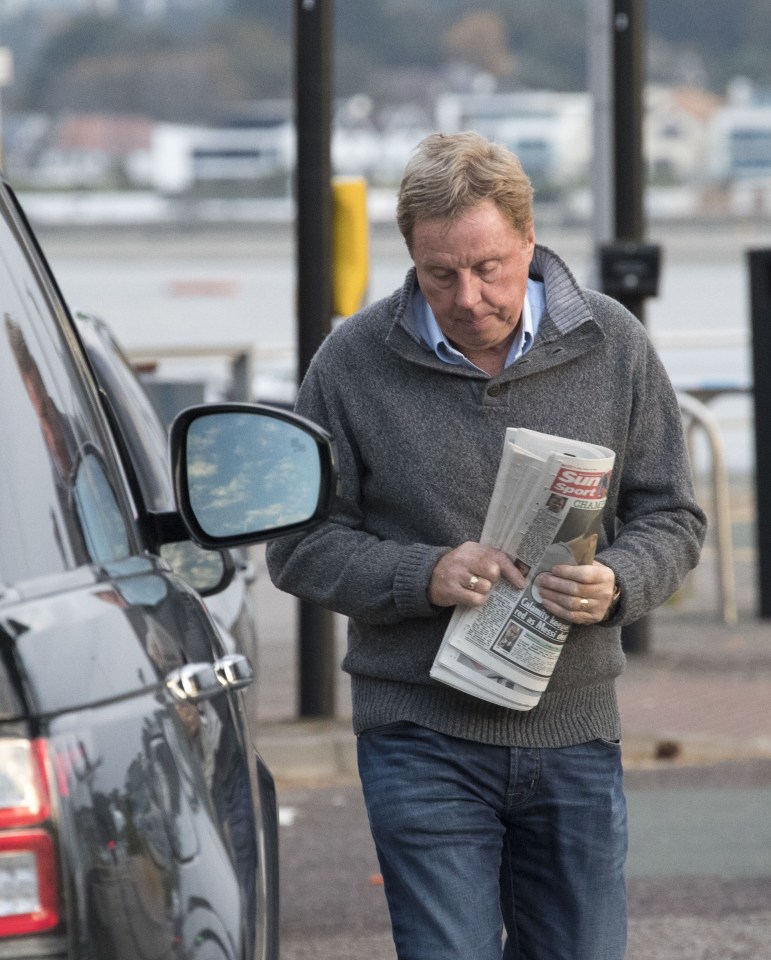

{"left": 645, "top": 85, "right": 721, "bottom": 183}
{"left": 332, "top": 127, "right": 431, "bottom": 186}
{"left": 709, "top": 79, "right": 771, "bottom": 181}
{"left": 148, "top": 103, "right": 294, "bottom": 194}
{"left": 434, "top": 90, "right": 592, "bottom": 186}
{"left": 435, "top": 86, "right": 723, "bottom": 192}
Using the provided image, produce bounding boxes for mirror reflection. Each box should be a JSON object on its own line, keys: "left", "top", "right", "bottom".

{"left": 186, "top": 413, "right": 322, "bottom": 539}
{"left": 72, "top": 448, "right": 131, "bottom": 564}
{"left": 160, "top": 541, "right": 229, "bottom": 595}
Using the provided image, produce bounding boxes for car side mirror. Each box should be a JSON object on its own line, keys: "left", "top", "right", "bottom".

{"left": 160, "top": 540, "right": 235, "bottom": 597}
{"left": 169, "top": 403, "right": 337, "bottom": 550}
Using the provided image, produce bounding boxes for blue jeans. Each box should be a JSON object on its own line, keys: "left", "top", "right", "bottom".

{"left": 357, "top": 722, "right": 627, "bottom": 960}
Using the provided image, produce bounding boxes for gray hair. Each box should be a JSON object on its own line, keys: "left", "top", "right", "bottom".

{"left": 396, "top": 131, "right": 534, "bottom": 253}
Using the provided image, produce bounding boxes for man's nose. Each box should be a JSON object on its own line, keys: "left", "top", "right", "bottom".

{"left": 455, "top": 272, "right": 480, "bottom": 309}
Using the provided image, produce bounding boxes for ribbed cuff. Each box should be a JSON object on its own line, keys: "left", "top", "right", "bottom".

{"left": 393, "top": 544, "right": 449, "bottom": 619}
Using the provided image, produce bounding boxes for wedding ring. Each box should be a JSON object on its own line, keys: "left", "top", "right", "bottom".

{"left": 468, "top": 575, "right": 479, "bottom": 591}
{"left": 579, "top": 597, "right": 589, "bottom": 609}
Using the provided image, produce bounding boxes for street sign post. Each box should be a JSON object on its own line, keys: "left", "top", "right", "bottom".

{"left": 294, "top": 0, "right": 336, "bottom": 717}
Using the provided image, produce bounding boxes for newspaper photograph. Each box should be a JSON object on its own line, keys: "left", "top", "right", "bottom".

{"left": 430, "top": 428, "right": 615, "bottom": 711}
{"left": 430, "top": 646, "right": 542, "bottom": 710}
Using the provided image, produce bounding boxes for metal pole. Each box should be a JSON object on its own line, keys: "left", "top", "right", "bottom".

{"left": 612, "top": 0, "right": 652, "bottom": 655}
{"left": 295, "top": 0, "right": 333, "bottom": 375}
{"left": 748, "top": 250, "right": 771, "bottom": 618}
{"left": 587, "top": 0, "right": 615, "bottom": 287}
{"left": 676, "top": 392, "right": 738, "bottom": 625}
{"left": 294, "top": 0, "right": 336, "bottom": 716}
{"left": 613, "top": 0, "right": 645, "bottom": 252}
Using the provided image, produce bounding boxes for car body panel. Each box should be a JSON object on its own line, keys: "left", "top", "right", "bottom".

{"left": 1, "top": 562, "right": 257, "bottom": 960}
{"left": 1, "top": 558, "right": 216, "bottom": 718}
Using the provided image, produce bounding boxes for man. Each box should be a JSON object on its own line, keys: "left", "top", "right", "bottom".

{"left": 267, "top": 132, "right": 706, "bottom": 960}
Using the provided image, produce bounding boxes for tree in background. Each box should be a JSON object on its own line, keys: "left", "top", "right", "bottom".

{"left": 8, "top": 11, "right": 291, "bottom": 122}
{"left": 442, "top": 11, "right": 516, "bottom": 83}
{"left": 2, "top": 0, "right": 770, "bottom": 124}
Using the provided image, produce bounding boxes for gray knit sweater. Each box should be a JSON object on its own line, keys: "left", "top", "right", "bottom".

{"left": 266, "top": 244, "right": 707, "bottom": 747}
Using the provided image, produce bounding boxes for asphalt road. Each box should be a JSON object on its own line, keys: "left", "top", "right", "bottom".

{"left": 276, "top": 759, "right": 771, "bottom": 960}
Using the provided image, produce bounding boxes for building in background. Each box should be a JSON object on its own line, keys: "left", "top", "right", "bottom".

{"left": 9, "top": 81, "right": 771, "bottom": 223}
{"left": 149, "top": 101, "right": 293, "bottom": 196}
{"left": 435, "top": 90, "right": 591, "bottom": 191}
{"left": 708, "top": 78, "right": 771, "bottom": 214}
{"left": 646, "top": 85, "right": 721, "bottom": 184}
{"left": 30, "top": 113, "right": 154, "bottom": 189}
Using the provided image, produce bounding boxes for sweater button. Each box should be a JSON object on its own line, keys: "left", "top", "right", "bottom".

{"left": 487, "top": 383, "right": 502, "bottom": 397}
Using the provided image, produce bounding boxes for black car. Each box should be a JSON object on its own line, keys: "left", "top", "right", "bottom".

{"left": 71, "top": 308, "right": 261, "bottom": 672}
{"left": 0, "top": 180, "right": 336, "bottom": 960}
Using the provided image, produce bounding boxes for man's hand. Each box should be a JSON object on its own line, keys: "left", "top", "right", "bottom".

{"left": 429, "top": 542, "right": 527, "bottom": 608}
{"left": 535, "top": 561, "right": 617, "bottom": 624}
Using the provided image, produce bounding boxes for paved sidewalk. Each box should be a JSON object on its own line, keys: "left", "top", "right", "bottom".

{"left": 250, "top": 483, "right": 771, "bottom": 780}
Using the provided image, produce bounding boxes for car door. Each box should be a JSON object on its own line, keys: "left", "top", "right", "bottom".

{"left": 0, "top": 184, "right": 260, "bottom": 960}
{"left": 70, "top": 309, "right": 278, "bottom": 960}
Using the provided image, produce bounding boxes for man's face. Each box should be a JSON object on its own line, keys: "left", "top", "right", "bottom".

{"left": 412, "top": 200, "right": 535, "bottom": 363}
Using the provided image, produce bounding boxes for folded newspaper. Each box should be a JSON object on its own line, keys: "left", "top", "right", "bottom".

{"left": 430, "top": 428, "right": 615, "bottom": 711}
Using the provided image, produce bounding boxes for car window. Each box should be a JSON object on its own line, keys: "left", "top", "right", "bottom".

{"left": 75, "top": 314, "right": 174, "bottom": 513}
{"left": 0, "top": 204, "right": 136, "bottom": 588}
{"left": 72, "top": 446, "right": 132, "bottom": 563}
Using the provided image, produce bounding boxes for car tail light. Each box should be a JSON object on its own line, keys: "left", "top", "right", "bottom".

{"left": 0, "top": 739, "right": 59, "bottom": 936}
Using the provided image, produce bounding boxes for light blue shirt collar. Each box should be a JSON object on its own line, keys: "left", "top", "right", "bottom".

{"left": 413, "top": 278, "right": 545, "bottom": 373}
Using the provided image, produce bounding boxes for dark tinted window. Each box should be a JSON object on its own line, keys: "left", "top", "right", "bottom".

{"left": 75, "top": 313, "right": 174, "bottom": 513}
{"left": 0, "top": 198, "right": 135, "bottom": 589}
